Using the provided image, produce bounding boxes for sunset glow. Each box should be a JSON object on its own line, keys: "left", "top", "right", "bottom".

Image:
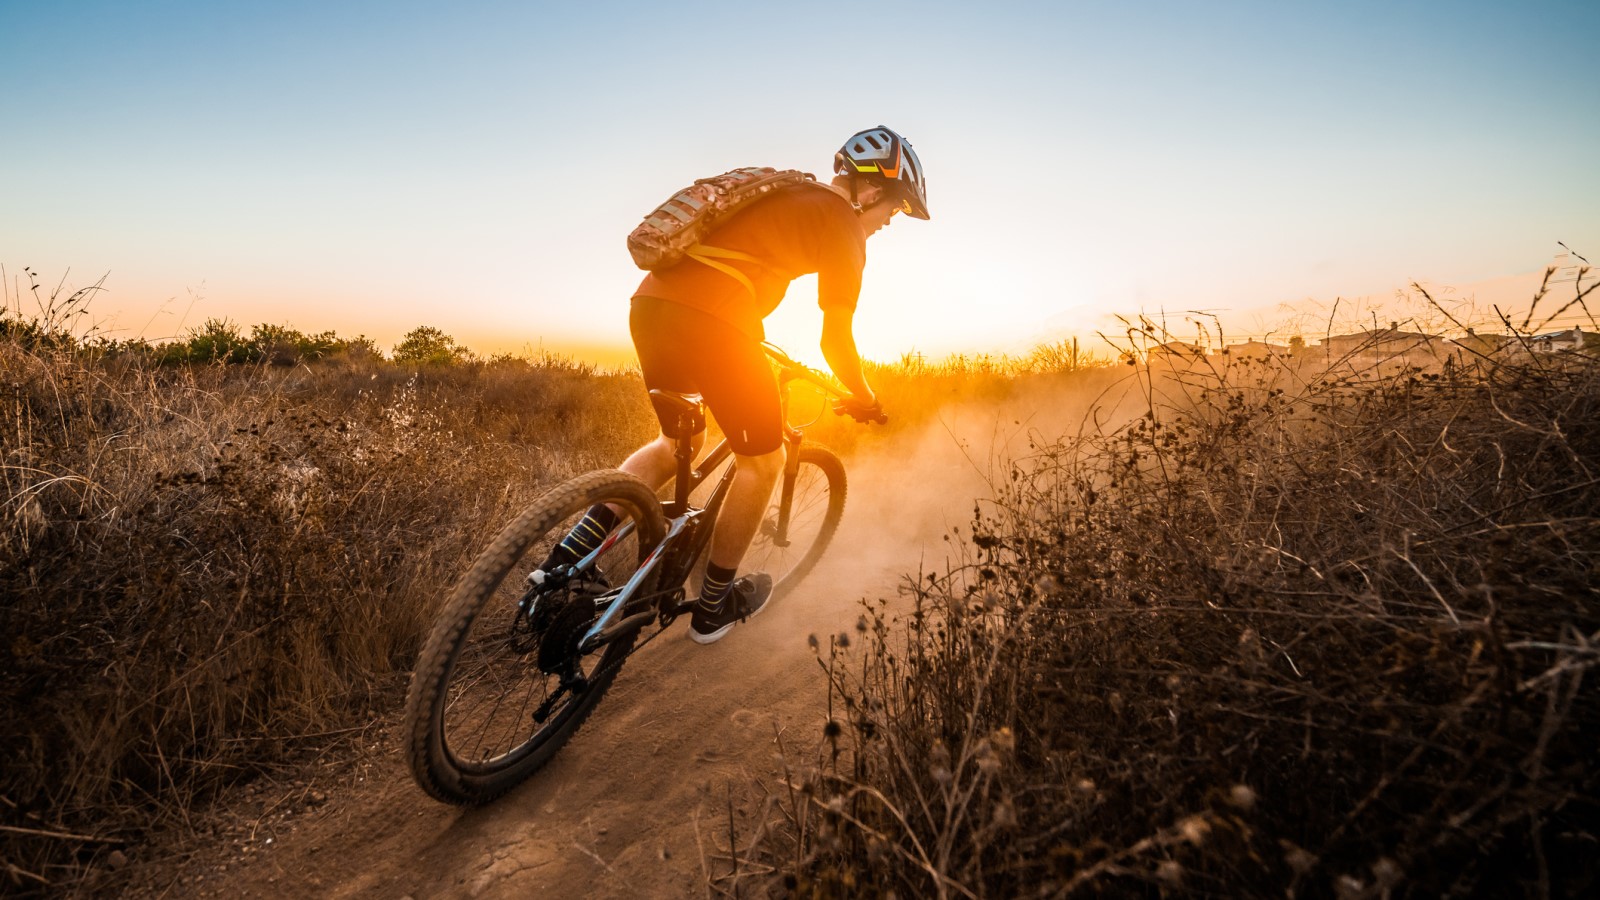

{"left": 5, "top": 1, "right": 1597, "bottom": 364}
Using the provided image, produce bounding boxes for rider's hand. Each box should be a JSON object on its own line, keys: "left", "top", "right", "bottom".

{"left": 832, "top": 393, "right": 887, "bottom": 425}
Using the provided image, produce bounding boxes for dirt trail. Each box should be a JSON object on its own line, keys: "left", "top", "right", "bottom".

{"left": 171, "top": 569, "right": 880, "bottom": 899}
{"left": 126, "top": 440, "right": 986, "bottom": 899}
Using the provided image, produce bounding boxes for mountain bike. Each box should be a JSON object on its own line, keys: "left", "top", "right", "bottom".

{"left": 403, "top": 344, "right": 884, "bottom": 805}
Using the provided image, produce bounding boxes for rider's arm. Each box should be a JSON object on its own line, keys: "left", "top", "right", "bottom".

{"left": 820, "top": 307, "right": 875, "bottom": 405}
{"left": 814, "top": 192, "right": 873, "bottom": 404}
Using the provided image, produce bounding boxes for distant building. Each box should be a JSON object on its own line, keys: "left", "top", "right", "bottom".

{"left": 1221, "top": 339, "right": 1290, "bottom": 358}
{"left": 1318, "top": 322, "right": 1447, "bottom": 370}
{"left": 1320, "top": 322, "right": 1436, "bottom": 356}
{"left": 1452, "top": 328, "right": 1515, "bottom": 354}
{"left": 1447, "top": 328, "right": 1518, "bottom": 365}
{"left": 1145, "top": 340, "right": 1207, "bottom": 372}
{"left": 1530, "top": 326, "right": 1585, "bottom": 353}
{"left": 1149, "top": 340, "right": 1205, "bottom": 359}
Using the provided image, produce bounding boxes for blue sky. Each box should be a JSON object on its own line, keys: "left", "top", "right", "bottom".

{"left": 4, "top": 0, "right": 1597, "bottom": 362}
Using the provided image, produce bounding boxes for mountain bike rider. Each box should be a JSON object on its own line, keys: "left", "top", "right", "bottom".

{"left": 538, "top": 126, "right": 930, "bottom": 644}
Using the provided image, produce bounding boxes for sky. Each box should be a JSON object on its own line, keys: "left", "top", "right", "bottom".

{"left": 4, "top": 0, "right": 1598, "bottom": 366}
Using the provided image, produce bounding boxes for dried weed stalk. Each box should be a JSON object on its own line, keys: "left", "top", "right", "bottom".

{"left": 761, "top": 301, "right": 1599, "bottom": 897}
{"left": 0, "top": 326, "right": 655, "bottom": 891}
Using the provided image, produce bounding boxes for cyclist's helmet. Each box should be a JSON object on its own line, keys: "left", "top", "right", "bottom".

{"left": 833, "top": 125, "right": 930, "bottom": 220}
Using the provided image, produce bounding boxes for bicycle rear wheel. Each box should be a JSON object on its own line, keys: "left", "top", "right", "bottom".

{"left": 404, "top": 470, "right": 666, "bottom": 805}
{"left": 746, "top": 445, "right": 847, "bottom": 599}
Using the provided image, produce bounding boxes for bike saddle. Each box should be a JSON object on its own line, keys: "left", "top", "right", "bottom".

{"left": 648, "top": 389, "right": 705, "bottom": 436}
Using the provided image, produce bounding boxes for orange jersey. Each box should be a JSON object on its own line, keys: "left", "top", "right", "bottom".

{"left": 634, "top": 183, "right": 866, "bottom": 340}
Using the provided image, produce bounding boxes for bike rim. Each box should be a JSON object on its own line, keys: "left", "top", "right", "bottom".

{"left": 438, "top": 508, "right": 647, "bottom": 773}
{"left": 745, "top": 460, "right": 835, "bottom": 590}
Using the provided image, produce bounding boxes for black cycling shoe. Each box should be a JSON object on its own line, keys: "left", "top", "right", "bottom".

{"left": 689, "top": 573, "right": 773, "bottom": 645}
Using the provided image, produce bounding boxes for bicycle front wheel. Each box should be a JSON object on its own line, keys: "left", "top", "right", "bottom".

{"left": 404, "top": 470, "right": 666, "bottom": 805}
{"left": 745, "top": 445, "right": 847, "bottom": 600}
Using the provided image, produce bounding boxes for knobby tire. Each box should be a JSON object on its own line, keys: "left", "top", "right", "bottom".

{"left": 750, "top": 445, "right": 847, "bottom": 600}
{"left": 403, "top": 470, "right": 666, "bottom": 805}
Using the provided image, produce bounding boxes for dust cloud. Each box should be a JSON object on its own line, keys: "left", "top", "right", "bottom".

{"left": 739, "top": 365, "right": 1150, "bottom": 668}
{"left": 159, "top": 367, "right": 1157, "bottom": 899}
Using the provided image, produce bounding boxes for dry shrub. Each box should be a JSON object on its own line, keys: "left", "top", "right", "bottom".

{"left": 0, "top": 338, "right": 655, "bottom": 890}
{"left": 766, "top": 315, "right": 1599, "bottom": 896}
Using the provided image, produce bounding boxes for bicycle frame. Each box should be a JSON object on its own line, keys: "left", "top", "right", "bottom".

{"left": 407, "top": 343, "right": 875, "bottom": 804}
{"left": 572, "top": 346, "right": 843, "bottom": 654}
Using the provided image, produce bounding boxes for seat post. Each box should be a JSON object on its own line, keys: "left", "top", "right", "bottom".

{"left": 648, "top": 389, "right": 704, "bottom": 518}
{"left": 671, "top": 412, "right": 696, "bottom": 516}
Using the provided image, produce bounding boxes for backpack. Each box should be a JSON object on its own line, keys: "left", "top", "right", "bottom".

{"left": 627, "top": 167, "right": 816, "bottom": 295}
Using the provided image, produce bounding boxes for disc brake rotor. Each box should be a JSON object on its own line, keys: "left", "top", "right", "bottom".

{"left": 509, "top": 586, "right": 560, "bottom": 654}
{"left": 537, "top": 595, "right": 600, "bottom": 673}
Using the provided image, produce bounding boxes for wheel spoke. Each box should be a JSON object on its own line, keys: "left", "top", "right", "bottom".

{"left": 742, "top": 449, "right": 845, "bottom": 598}
{"left": 406, "top": 470, "right": 667, "bottom": 803}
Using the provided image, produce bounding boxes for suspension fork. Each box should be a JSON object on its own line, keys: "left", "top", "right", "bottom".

{"left": 769, "top": 370, "right": 809, "bottom": 548}
{"left": 772, "top": 425, "right": 803, "bottom": 548}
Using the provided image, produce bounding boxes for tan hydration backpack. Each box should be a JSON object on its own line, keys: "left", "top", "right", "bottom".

{"left": 627, "top": 167, "right": 815, "bottom": 295}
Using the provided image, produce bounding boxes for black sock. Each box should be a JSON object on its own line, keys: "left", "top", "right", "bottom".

{"left": 546, "top": 505, "right": 621, "bottom": 569}
{"left": 698, "top": 562, "right": 737, "bottom": 610}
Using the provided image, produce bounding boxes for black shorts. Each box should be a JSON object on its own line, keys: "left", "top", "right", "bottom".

{"left": 630, "top": 296, "right": 782, "bottom": 456}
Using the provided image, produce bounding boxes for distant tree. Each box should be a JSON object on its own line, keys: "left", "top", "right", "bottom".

{"left": 392, "top": 326, "right": 474, "bottom": 366}
{"left": 247, "top": 324, "right": 348, "bottom": 365}
{"left": 249, "top": 323, "right": 307, "bottom": 365}
{"left": 181, "top": 318, "right": 253, "bottom": 364}
{"left": 1289, "top": 335, "right": 1306, "bottom": 356}
{"left": 336, "top": 334, "right": 381, "bottom": 361}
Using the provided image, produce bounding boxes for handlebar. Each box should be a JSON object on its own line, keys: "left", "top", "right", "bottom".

{"left": 761, "top": 343, "right": 839, "bottom": 395}
{"left": 760, "top": 342, "right": 888, "bottom": 425}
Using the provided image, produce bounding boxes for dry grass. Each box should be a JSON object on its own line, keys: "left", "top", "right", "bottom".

{"left": 757, "top": 304, "right": 1600, "bottom": 896}
{"left": 10, "top": 267, "right": 1596, "bottom": 896}
{"left": 0, "top": 328, "right": 655, "bottom": 890}
{"left": 0, "top": 293, "right": 1102, "bottom": 892}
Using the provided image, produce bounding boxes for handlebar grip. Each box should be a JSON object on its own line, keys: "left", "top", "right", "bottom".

{"left": 832, "top": 402, "right": 888, "bottom": 425}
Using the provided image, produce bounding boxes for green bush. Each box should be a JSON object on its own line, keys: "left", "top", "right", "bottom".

{"left": 145, "top": 320, "right": 380, "bottom": 366}
{"left": 391, "top": 325, "right": 474, "bottom": 366}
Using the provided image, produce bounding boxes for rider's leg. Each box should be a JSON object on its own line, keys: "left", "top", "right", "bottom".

{"left": 707, "top": 447, "right": 784, "bottom": 570}
{"left": 696, "top": 446, "right": 784, "bottom": 603}
{"left": 689, "top": 445, "right": 782, "bottom": 643}
{"left": 542, "top": 430, "right": 704, "bottom": 571}
{"left": 619, "top": 430, "right": 704, "bottom": 490}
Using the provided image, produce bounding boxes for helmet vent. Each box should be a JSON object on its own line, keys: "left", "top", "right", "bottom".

{"left": 834, "top": 125, "right": 929, "bottom": 219}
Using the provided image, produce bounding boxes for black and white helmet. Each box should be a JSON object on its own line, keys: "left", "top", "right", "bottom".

{"left": 833, "top": 125, "right": 930, "bottom": 220}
